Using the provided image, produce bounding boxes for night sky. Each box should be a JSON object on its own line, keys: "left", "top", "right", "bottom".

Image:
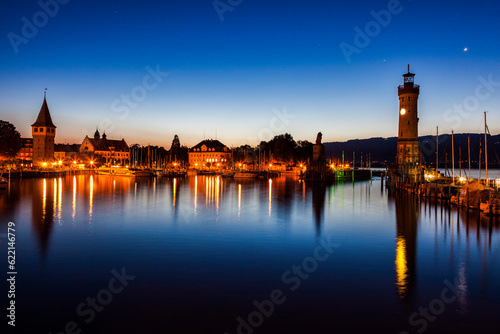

{"left": 1, "top": 0, "right": 499, "bottom": 147}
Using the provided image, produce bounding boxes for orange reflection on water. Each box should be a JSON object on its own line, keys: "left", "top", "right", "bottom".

{"left": 42, "top": 178, "right": 47, "bottom": 220}
{"left": 191, "top": 175, "right": 223, "bottom": 211}
{"left": 216, "top": 176, "right": 220, "bottom": 214}
{"left": 173, "top": 178, "right": 177, "bottom": 212}
{"left": 57, "top": 178, "right": 63, "bottom": 225}
{"left": 268, "top": 178, "right": 272, "bottom": 216}
{"left": 72, "top": 176, "right": 76, "bottom": 223}
{"left": 238, "top": 184, "right": 241, "bottom": 218}
{"left": 194, "top": 176, "right": 198, "bottom": 215}
{"left": 89, "top": 175, "right": 94, "bottom": 219}
{"left": 395, "top": 236, "right": 409, "bottom": 297}
{"left": 53, "top": 179, "right": 57, "bottom": 218}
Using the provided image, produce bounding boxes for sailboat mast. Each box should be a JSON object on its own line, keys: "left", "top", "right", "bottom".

{"left": 485, "top": 111, "right": 488, "bottom": 181}
{"left": 479, "top": 140, "right": 482, "bottom": 182}
{"left": 452, "top": 130, "right": 455, "bottom": 183}
{"left": 468, "top": 135, "right": 471, "bottom": 181}
{"left": 436, "top": 126, "right": 439, "bottom": 173}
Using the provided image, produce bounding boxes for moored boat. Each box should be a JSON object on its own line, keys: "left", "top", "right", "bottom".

{"left": 234, "top": 172, "right": 258, "bottom": 178}
{"left": 97, "top": 166, "right": 135, "bottom": 176}
{"left": 128, "top": 168, "right": 154, "bottom": 177}
{"left": 0, "top": 177, "right": 7, "bottom": 190}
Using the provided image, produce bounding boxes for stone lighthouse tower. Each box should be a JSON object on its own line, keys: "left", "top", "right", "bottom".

{"left": 397, "top": 65, "right": 420, "bottom": 166}
{"left": 32, "top": 91, "right": 56, "bottom": 165}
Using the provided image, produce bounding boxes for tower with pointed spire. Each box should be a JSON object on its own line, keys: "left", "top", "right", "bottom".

{"left": 397, "top": 65, "right": 420, "bottom": 166}
{"left": 32, "top": 91, "right": 56, "bottom": 165}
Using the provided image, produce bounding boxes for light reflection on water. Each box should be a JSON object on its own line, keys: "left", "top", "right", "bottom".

{"left": 1, "top": 175, "right": 500, "bottom": 333}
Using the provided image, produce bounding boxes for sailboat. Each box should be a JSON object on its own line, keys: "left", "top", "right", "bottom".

{"left": 452, "top": 112, "right": 500, "bottom": 214}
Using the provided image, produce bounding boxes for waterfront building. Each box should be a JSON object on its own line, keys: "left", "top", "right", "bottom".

{"left": 79, "top": 129, "right": 130, "bottom": 165}
{"left": 54, "top": 144, "right": 80, "bottom": 162}
{"left": 31, "top": 95, "right": 56, "bottom": 165}
{"left": 397, "top": 65, "right": 420, "bottom": 166}
{"left": 188, "top": 139, "right": 231, "bottom": 169}
{"left": 16, "top": 138, "right": 33, "bottom": 165}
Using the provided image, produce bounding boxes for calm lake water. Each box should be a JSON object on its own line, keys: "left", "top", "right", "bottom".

{"left": 1, "top": 174, "right": 500, "bottom": 334}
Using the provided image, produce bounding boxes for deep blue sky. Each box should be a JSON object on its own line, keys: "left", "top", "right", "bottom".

{"left": 1, "top": 0, "right": 499, "bottom": 147}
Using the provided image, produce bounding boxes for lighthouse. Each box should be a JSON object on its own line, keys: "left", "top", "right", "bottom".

{"left": 397, "top": 65, "right": 420, "bottom": 166}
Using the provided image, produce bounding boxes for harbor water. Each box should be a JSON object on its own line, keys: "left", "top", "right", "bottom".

{"left": 1, "top": 175, "right": 499, "bottom": 333}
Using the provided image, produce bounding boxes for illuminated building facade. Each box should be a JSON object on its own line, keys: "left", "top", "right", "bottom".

{"left": 16, "top": 138, "right": 33, "bottom": 165}
{"left": 188, "top": 139, "right": 231, "bottom": 169}
{"left": 80, "top": 129, "right": 130, "bottom": 165}
{"left": 54, "top": 144, "right": 80, "bottom": 161}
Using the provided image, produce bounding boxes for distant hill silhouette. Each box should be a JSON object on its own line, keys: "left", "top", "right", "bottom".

{"left": 324, "top": 133, "right": 500, "bottom": 167}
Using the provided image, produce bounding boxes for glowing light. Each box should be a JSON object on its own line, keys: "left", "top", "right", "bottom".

{"left": 424, "top": 173, "right": 436, "bottom": 181}
{"left": 90, "top": 161, "right": 94, "bottom": 165}
{"left": 42, "top": 162, "right": 47, "bottom": 167}
{"left": 395, "top": 236, "right": 409, "bottom": 298}
{"left": 58, "top": 160, "right": 62, "bottom": 165}
{"left": 464, "top": 47, "right": 468, "bottom": 52}
{"left": 400, "top": 108, "right": 406, "bottom": 115}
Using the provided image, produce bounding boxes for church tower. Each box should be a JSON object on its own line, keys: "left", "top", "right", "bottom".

{"left": 397, "top": 65, "right": 420, "bottom": 166}
{"left": 32, "top": 92, "right": 56, "bottom": 165}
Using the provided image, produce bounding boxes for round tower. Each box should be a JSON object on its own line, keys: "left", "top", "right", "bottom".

{"left": 397, "top": 65, "right": 420, "bottom": 166}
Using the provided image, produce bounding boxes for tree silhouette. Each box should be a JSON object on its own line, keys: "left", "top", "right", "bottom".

{"left": 0, "top": 120, "right": 22, "bottom": 158}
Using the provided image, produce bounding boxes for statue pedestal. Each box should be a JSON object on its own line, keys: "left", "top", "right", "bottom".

{"left": 312, "top": 144, "right": 325, "bottom": 162}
